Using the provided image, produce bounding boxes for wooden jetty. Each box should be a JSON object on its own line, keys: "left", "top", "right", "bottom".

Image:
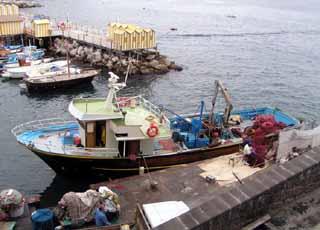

{"left": 3, "top": 10, "right": 156, "bottom": 53}
{"left": 0, "top": 5, "right": 181, "bottom": 76}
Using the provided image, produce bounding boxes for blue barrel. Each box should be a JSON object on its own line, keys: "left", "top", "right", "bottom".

{"left": 31, "top": 208, "right": 54, "bottom": 230}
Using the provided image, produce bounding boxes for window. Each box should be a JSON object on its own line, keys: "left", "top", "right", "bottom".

{"left": 87, "top": 123, "right": 94, "bottom": 133}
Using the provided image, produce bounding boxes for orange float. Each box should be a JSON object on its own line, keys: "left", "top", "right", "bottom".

{"left": 147, "top": 123, "right": 159, "bottom": 138}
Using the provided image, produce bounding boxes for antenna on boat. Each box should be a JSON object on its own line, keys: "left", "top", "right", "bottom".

{"left": 105, "top": 72, "right": 127, "bottom": 109}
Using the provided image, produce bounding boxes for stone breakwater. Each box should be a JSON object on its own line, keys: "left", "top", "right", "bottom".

{"left": 0, "top": 0, "right": 42, "bottom": 8}
{"left": 52, "top": 38, "right": 183, "bottom": 76}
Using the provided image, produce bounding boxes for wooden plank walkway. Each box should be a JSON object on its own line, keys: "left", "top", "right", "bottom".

{"left": 21, "top": 12, "right": 113, "bottom": 50}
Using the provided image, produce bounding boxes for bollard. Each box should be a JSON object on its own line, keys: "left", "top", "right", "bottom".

{"left": 139, "top": 166, "right": 145, "bottom": 175}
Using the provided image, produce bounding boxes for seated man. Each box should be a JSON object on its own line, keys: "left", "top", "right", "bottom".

{"left": 95, "top": 201, "right": 111, "bottom": 227}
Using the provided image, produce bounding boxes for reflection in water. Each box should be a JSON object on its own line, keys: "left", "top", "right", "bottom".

{"left": 39, "top": 175, "right": 91, "bottom": 207}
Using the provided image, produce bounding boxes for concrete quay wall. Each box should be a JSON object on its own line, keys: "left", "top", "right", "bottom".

{"left": 156, "top": 147, "right": 320, "bottom": 230}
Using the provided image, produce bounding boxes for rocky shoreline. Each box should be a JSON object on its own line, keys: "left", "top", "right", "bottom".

{"left": 0, "top": 0, "right": 42, "bottom": 8}
{"left": 52, "top": 38, "right": 183, "bottom": 76}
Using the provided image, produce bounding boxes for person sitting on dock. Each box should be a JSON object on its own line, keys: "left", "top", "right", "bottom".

{"left": 95, "top": 201, "right": 111, "bottom": 227}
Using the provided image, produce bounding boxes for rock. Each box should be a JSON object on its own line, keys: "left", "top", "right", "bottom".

{"left": 1, "top": 0, "right": 43, "bottom": 8}
{"left": 146, "top": 54, "right": 156, "bottom": 61}
{"left": 154, "top": 64, "right": 169, "bottom": 74}
{"left": 77, "top": 46, "right": 84, "bottom": 55}
{"left": 103, "top": 53, "right": 110, "bottom": 60}
{"left": 158, "top": 57, "right": 171, "bottom": 66}
{"left": 72, "top": 41, "right": 79, "bottom": 48}
{"left": 130, "top": 66, "right": 138, "bottom": 75}
{"left": 106, "top": 61, "right": 113, "bottom": 69}
{"left": 169, "top": 63, "right": 183, "bottom": 71}
{"left": 148, "top": 60, "right": 159, "bottom": 69}
{"left": 93, "top": 50, "right": 102, "bottom": 63}
{"left": 50, "top": 37, "right": 180, "bottom": 75}
{"left": 86, "top": 53, "right": 93, "bottom": 62}
{"left": 120, "top": 59, "right": 128, "bottom": 66}
{"left": 69, "top": 49, "right": 77, "bottom": 57}
{"left": 140, "top": 66, "right": 153, "bottom": 75}
{"left": 111, "top": 56, "right": 119, "bottom": 63}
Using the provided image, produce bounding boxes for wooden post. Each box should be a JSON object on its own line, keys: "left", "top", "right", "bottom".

{"left": 20, "top": 34, "right": 24, "bottom": 46}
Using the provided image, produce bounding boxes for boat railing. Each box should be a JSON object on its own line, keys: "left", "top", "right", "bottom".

{"left": 136, "top": 96, "right": 171, "bottom": 129}
{"left": 114, "top": 95, "right": 171, "bottom": 129}
{"left": 11, "top": 118, "right": 76, "bottom": 137}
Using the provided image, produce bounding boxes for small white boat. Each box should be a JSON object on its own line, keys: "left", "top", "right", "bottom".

{"left": 26, "top": 66, "right": 80, "bottom": 79}
{"left": 2, "top": 60, "right": 68, "bottom": 79}
{"left": 4, "top": 58, "right": 53, "bottom": 69}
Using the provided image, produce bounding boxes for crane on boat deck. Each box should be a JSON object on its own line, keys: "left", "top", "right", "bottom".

{"left": 208, "top": 80, "right": 233, "bottom": 127}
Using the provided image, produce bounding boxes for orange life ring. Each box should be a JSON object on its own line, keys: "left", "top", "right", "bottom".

{"left": 147, "top": 124, "right": 159, "bottom": 138}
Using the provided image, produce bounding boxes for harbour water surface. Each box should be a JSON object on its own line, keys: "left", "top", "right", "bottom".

{"left": 1, "top": 0, "right": 320, "bottom": 205}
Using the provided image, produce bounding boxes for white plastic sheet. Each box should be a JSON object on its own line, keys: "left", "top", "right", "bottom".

{"left": 143, "top": 201, "right": 190, "bottom": 228}
{"left": 277, "top": 126, "right": 320, "bottom": 163}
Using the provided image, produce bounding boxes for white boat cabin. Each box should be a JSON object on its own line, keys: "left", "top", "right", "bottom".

{"left": 68, "top": 73, "right": 172, "bottom": 158}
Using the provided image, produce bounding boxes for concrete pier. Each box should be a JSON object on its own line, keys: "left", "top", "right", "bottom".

{"left": 90, "top": 148, "right": 320, "bottom": 229}
{"left": 155, "top": 147, "right": 320, "bottom": 229}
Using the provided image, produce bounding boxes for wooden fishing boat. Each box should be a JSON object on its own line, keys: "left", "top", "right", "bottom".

{"left": 12, "top": 73, "right": 300, "bottom": 177}
{"left": 23, "top": 68, "right": 100, "bottom": 92}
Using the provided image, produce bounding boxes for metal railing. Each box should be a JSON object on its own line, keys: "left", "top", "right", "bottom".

{"left": 11, "top": 118, "right": 75, "bottom": 137}
{"left": 12, "top": 118, "right": 119, "bottom": 156}
{"left": 114, "top": 95, "right": 171, "bottom": 129}
{"left": 137, "top": 96, "right": 171, "bottom": 129}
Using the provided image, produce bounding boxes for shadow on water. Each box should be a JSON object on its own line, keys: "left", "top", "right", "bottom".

{"left": 23, "top": 83, "right": 96, "bottom": 99}
{"left": 39, "top": 172, "right": 136, "bottom": 207}
{"left": 39, "top": 175, "right": 92, "bottom": 208}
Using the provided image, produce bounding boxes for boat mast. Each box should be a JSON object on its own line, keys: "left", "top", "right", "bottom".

{"left": 105, "top": 66, "right": 131, "bottom": 109}
{"left": 58, "top": 21, "right": 70, "bottom": 78}
{"left": 209, "top": 80, "right": 233, "bottom": 127}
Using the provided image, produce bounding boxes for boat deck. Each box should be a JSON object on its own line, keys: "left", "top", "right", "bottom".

{"left": 90, "top": 152, "right": 269, "bottom": 225}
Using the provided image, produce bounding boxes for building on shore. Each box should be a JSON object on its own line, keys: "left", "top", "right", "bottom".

{"left": 0, "top": 4, "right": 23, "bottom": 36}
{"left": 31, "top": 19, "right": 51, "bottom": 38}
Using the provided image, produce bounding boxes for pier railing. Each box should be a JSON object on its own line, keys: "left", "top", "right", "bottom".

{"left": 20, "top": 12, "right": 113, "bottom": 49}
